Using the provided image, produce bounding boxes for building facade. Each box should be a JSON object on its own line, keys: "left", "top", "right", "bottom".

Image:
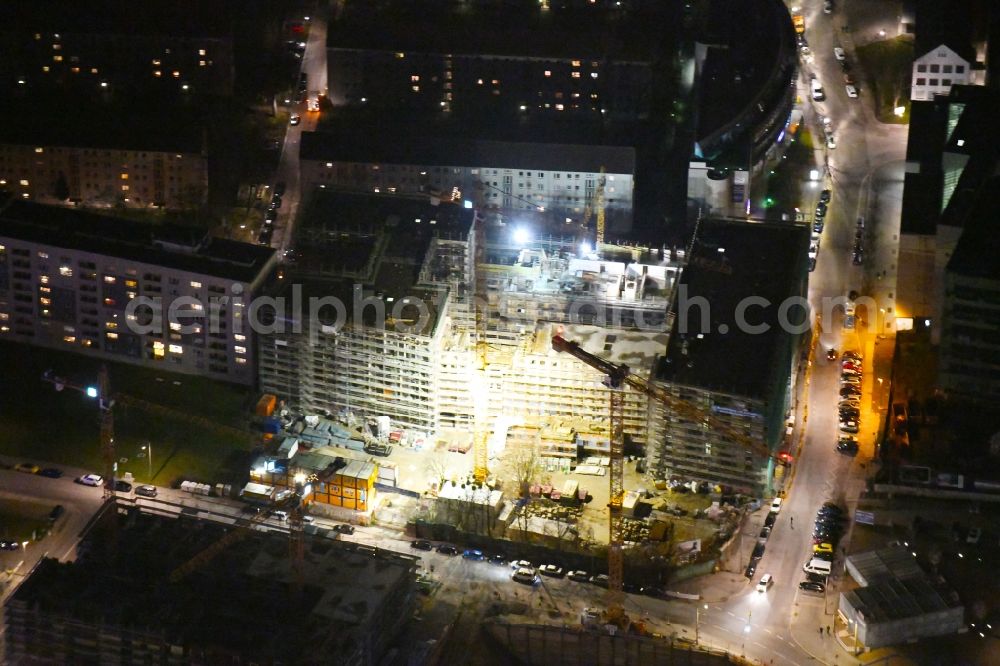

{"left": 911, "top": 45, "right": 972, "bottom": 101}
{"left": 299, "top": 132, "right": 636, "bottom": 234}
{"left": 0, "top": 199, "right": 276, "bottom": 385}
{"left": 0, "top": 141, "right": 208, "bottom": 209}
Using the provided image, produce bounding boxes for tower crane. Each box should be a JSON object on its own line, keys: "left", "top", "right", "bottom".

{"left": 594, "top": 166, "right": 607, "bottom": 250}
{"left": 551, "top": 334, "right": 778, "bottom": 625}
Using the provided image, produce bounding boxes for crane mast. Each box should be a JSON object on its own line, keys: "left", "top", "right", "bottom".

{"left": 552, "top": 333, "right": 778, "bottom": 625}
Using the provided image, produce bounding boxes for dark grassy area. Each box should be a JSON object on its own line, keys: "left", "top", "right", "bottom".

{"left": 0, "top": 499, "right": 52, "bottom": 542}
{"left": 0, "top": 341, "right": 259, "bottom": 487}
{"left": 855, "top": 36, "right": 915, "bottom": 124}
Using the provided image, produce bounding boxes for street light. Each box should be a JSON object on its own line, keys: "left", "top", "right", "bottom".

{"left": 141, "top": 442, "right": 153, "bottom": 480}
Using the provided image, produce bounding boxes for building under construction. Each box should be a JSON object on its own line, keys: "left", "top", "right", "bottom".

{"left": 4, "top": 512, "right": 419, "bottom": 665}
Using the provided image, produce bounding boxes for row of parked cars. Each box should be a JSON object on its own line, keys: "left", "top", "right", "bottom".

{"left": 799, "top": 502, "right": 848, "bottom": 592}
{"left": 409, "top": 539, "right": 663, "bottom": 594}
{"left": 837, "top": 350, "right": 863, "bottom": 436}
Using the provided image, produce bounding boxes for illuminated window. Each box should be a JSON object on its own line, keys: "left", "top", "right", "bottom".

{"left": 571, "top": 72, "right": 581, "bottom": 78}
{"left": 91, "top": 68, "right": 98, "bottom": 74}
{"left": 106, "top": 332, "right": 118, "bottom": 340}
{"left": 198, "top": 49, "right": 206, "bottom": 56}
{"left": 152, "top": 341, "right": 165, "bottom": 358}
{"left": 172, "top": 71, "right": 180, "bottom": 78}
{"left": 590, "top": 72, "right": 598, "bottom": 79}
{"left": 544, "top": 70, "right": 551, "bottom": 77}
{"left": 63, "top": 336, "right": 76, "bottom": 343}
{"left": 394, "top": 52, "right": 405, "bottom": 58}
{"left": 190, "top": 280, "right": 202, "bottom": 288}
{"left": 234, "top": 345, "right": 247, "bottom": 355}
{"left": 411, "top": 75, "right": 420, "bottom": 82}
{"left": 121, "top": 185, "right": 129, "bottom": 191}
{"left": 40, "top": 275, "right": 49, "bottom": 284}
{"left": 152, "top": 59, "right": 161, "bottom": 66}
{"left": 126, "top": 313, "right": 136, "bottom": 322}
{"left": 169, "top": 322, "right": 182, "bottom": 332}
{"left": 104, "top": 298, "right": 116, "bottom": 306}
{"left": 42, "top": 66, "right": 50, "bottom": 72}
{"left": 190, "top": 303, "right": 203, "bottom": 312}
{"left": 103, "top": 275, "right": 116, "bottom": 284}
{"left": 154, "top": 70, "right": 161, "bottom": 77}
{"left": 326, "top": 162, "right": 333, "bottom": 167}
{"left": 20, "top": 180, "right": 29, "bottom": 186}
{"left": 39, "top": 297, "right": 51, "bottom": 305}
{"left": 71, "top": 67, "right": 80, "bottom": 73}
{"left": 236, "top": 357, "right": 247, "bottom": 365}
{"left": 120, "top": 173, "right": 128, "bottom": 180}
{"left": 411, "top": 85, "right": 419, "bottom": 92}
{"left": 53, "top": 55, "right": 62, "bottom": 62}
{"left": 571, "top": 60, "right": 581, "bottom": 67}
{"left": 124, "top": 279, "right": 137, "bottom": 288}
{"left": 168, "top": 344, "right": 183, "bottom": 354}
{"left": 35, "top": 147, "right": 43, "bottom": 154}
{"left": 0, "top": 313, "right": 7, "bottom": 320}
{"left": 105, "top": 321, "right": 118, "bottom": 330}
{"left": 234, "top": 334, "right": 246, "bottom": 342}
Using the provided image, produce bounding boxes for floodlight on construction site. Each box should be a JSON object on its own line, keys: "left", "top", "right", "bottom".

{"left": 809, "top": 169, "right": 820, "bottom": 181}
{"left": 464, "top": 200, "right": 473, "bottom": 209}
{"left": 579, "top": 242, "right": 591, "bottom": 256}
{"left": 294, "top": 473, "right": 307, "bottom": 485}
{"left": 513, "top": 227, "right": 531, "bottom": 246}
{"left": 86, "top": 386, "right": 99, "bottom": 399}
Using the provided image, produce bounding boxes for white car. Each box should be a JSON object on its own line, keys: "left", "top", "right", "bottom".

{"left": 845, "top": 84, "right": 858, "bottom": 98}
{"left": 512, "top": 567, "right": 539, "bottom": 585}
{"left": 826, "top": 133, "right": 837, "bottom": 150}
{"left": 756, "top": 573, "right": 774, "bottom": 593}
{"left": 510, "top": 559, "right": 533, "bottom": 571}
{"left": 539, "top": 564, "right": 564, "bottom": 577}
{"left": 75, "top": 474, "right": 103, "bottom": 487}
{"left": 834, "top": 47, "right": 846, "bottom": 61}
{"left": 770, "top": 497, "right": 783, "bottom": 513}
{"left": 289, "top": 113, "right": 301, "bottom": 126}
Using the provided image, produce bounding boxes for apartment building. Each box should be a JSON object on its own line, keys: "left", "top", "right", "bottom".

{"left": 324, "top": 2, "right": 668, "bottom": 120}
{"left": 0, "top": 134, "right": 208, "bottom": 209}
{"left": 0, "top": 1, "right": 235, "bottom": 96}
{"left": 0, "top": 199, "right": 276, "bottom": 385}
{"left": 911, "top": 44, "right": 974, "bottom": 101}
{"left": 259, "top": 190, "right": 681, "bottom": 452}
{"left": 300, "top": 131, "right": 636, "bottom": 234}
{"left": 650, "top": 219, "right": 810, "bottom": 494}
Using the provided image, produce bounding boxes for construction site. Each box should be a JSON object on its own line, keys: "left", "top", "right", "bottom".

{"left": 5, "top": 511, "right": 421, "bottom": 665}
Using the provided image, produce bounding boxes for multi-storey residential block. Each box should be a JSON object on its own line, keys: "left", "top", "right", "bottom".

{"left": 300, "top": 131, "right": 636, "bottom": 234}
{"left": 0, "top": 198, "right": 276, "bottom": 385}
{"left": 0, "top": 125, "right": 208, "bottom": 209}
{"left": 911, "top": 44, "right": 974, "bottom": 101}
{"left": 650, "top": 218, "right": 810, "bottom": 494}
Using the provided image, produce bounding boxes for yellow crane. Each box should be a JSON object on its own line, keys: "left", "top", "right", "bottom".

{"left": 551, "top": 334, "right": 777, "bottom": 624}
{"left": 594, "top": 166, "right": 607, "bottom": 249}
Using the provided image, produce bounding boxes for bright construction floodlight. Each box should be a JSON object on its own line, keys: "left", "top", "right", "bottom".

{"left": 513, "top": 227, "right": 531, "bottom": 245}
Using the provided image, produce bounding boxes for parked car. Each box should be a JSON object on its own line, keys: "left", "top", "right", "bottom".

{"left": 272, "top": 510, "right": 289, "bottom": 521}
{"left": 834, "top": 47, "right": 846, "bottom": 61}
{"left": 488, "top": 553, "right": 507, "bottom": 565}
{"left": 39, "top": 468, "right": 63, "bottom": 478}
{"left": 837, "top": 440, "right": 859, "bottom": 455}
{"left": 814, "top": 542, "right": 833, "bottom": 554}
{"left": 0, "top": 541, "right": 21, "bottom": 551}
{"left": 826, "top": 348, "right": 837, "bottom": 361}
{"left": 845, "top": 84, "right": 859, "bottom": 98}
{"left": 770, "top": 498, "right": 783, "bottom": 513}
{"left": 752, "top": 543, "right": 766, "bottom": 559}
{"left": 14, "top": 462, "right": 40, "bottom": 474}
{"left": 799, "top": 581, "right": 826, "bottom": 593}
{"left": 274, "top": 181, "right": 286, "bottom": 196}
{"left": 462, "top": 549, "right": 484, "bottom": 561}
{"left": 819, "top": 189, "right": 832, "bottom": 204}
{"left": 764, "top": 512, "right": 777, "bottom": 527}
{"left": 334, "top": 524, "right": 355, "bottom": 535}
{"left": 813, "top": 219, "right": 825, "bottom": 233}
{"left": 411, "top": 540, "right": 433, "bottom": 551}
{"left": 590, "top": 574, "right": 610, "bottom": 588}
{"left": 813, "top": 551, "right": 835, "bottom": 562}
{"left": 289, "top": 114, "right": 301, "bottom": 126}
{"left": 756, "top": 573, "right": 774, "bottom": 593}
{"left": 641, "top": 585, "right": 666, "bottom": 598}
{"left": 744, "top": 561, "right": 757, "bottom": 579}
{"left": 135, "top": 485, "right": 158, "bottom": 498}
{"left": 539, "top": 564, "right": 565, "bottom": 577}
{"left": 436, "top": 544, "right": 459, "bottom": 556}
{"left": 265, "top": 209, "right": 277, "bottom": 223}
{"left": 510, "top": 559, "right": 533, "bottom": 570}
{"left": 512, "top": 567, "right": 539, "bottom": 585}
{"left": 113, "top": 480, "right": 132, "bottom": 492}
{"left": 840, "top": 420, "right": 859, "bottom": 434}
{"left": 75, "top": 474, "right": 103, "bottom": 487}
{"left": 567, "top": 570, "right": 590, "bottom": 582}
{"left": 759, "top": 526, "right": 772, "bottom": 539}
{"left": 48, "top": 505, "right": 65, "bottom": 522}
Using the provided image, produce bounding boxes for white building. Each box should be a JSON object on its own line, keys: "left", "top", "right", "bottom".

{"left": 0, "top": 199, "right": 277, "bottom": 385}
{"left": 911, "top": 44, "right": 973, "bottom": 101}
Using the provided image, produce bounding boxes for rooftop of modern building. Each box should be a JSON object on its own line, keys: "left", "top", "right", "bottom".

{"left": 0, "top": 0, "right": 237, "bottom": 38}
{"left": 843, "top": 546, "right": 962, "bottom": 624}
{"left": 0, "top": 198, "right": 275, "bottom": 283}
{"left": 7, "top": 512, "right": 418, "bottom": 660}
{"left": 901, "top": 100, "right": 948, "bottom": 235}
{"left": 326, "top": 0, "right": 679, "bottom": 61}
{"left": 300, "top": 130, "right": 636, "bottom": 175}
{"left": 946, "top": 173, "right": 1000, "bottom": 280}
{"left": 654, "top": 218, "right": 809, "bottom": 400}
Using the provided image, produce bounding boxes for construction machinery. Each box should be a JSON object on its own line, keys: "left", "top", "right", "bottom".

{"left": 551, "top": 334, "right": 778, "bottom": 624}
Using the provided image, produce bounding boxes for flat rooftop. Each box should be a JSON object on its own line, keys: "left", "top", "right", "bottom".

{"left": 7, "top": 512, "right": 418, "bottom": 661}
{"left": 947, "top": 174, "right": 1000, "bottom": 280}
{"left": 301, "top": 131, "right": 635, "bottom": 175}
{"left": 655, "top": 218, "right": 809, "bottom": 400}
{"left": 0, "top": 0, "right": 237, "bottom": 38}
{"left": 531, "top": 321, "right": 669, "bottom": 371}
{"left": 0, "top": 199, "right": 275, "bottom": 283}
{"left": 327, "top": 0, "right": 677, "bottom": 61}
{"left": 845, "top": 545, "right": 925, "bottom": 587}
